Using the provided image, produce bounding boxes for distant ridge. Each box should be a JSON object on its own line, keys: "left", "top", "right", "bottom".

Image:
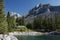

{"left": 25, "top": 4, "right": 60, "bottom": 22}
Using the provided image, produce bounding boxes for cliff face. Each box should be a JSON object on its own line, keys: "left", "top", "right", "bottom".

{"left": 25, "top": 4, "right": 60, "bottom": 22}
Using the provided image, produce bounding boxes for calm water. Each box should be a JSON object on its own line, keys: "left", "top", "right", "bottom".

{"left": 16, "top": 35, "right": 60, "bottom": 40}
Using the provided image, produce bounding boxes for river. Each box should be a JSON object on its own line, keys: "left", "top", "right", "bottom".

{"left": 16, "top": 35, "right": 60, "bottom": 40}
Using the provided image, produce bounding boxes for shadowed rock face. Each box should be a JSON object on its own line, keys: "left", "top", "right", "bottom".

{"left": 25, "top": 4, "right": 60, "bottom": 22}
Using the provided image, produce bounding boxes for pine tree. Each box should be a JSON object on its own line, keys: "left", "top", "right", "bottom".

{"left": 7, "top": 12, "right": 16, "bottom": 32}
{"left": 7, "top": 12, "right": 12, "bottom": 32}
{"left": 0, "top": 0, "right": 8, "bottom": 34}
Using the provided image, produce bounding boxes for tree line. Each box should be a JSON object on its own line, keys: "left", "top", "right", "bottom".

{"left": 0, "top": 0, "right": 17, "bottom": 34}
{"left": 26, "top": 12, "right": 60, "bottom": 32}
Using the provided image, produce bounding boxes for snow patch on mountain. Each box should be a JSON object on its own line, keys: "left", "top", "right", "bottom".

{"left": 36, "top": 4, "right": 40, "bottom": 7}
{"left": 10, "top": 12, "right": 22, "bottom": 18}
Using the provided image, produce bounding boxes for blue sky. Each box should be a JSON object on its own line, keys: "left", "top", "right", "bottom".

{"left": 5, "top": 0, "right": 60, "bottom": 16}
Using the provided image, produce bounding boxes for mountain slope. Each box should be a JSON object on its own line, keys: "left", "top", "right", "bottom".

{"left": 25, "top": 4, "right": 60, "bottom": 22}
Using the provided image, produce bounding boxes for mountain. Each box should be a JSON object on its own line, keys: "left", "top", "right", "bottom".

{"left": 10, "top": 12, "right": 21, "bottom": 18}
{"left": 25, "top": 4, "right": 60, "bottom": 22}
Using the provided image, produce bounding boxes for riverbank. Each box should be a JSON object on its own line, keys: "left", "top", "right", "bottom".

{"left": 0, "top": 32, "right": 49, "bottom": 40}
{"left": 9, "top": 32, "right": 48, "bottom": 36}
{"left": 0, "top": 31, "right": 60, "bottom": 40}
{"left": 0, "top": 34, "right": 18, "bottom": 40}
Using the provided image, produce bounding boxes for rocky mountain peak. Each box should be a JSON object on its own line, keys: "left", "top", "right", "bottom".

{"left": 25, "top": 4, "right": 60, "bottom": 22}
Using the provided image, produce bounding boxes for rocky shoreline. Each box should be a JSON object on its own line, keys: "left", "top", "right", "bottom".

{"left": 0, "top": 32, "right": 47, "bottom": 40}
{"left": 0, "top": 34, "right": 18, "bottom": 40}
{"left": 9, "top": 32, "right": 46, "bottom": 36}
{"left": 0, "top": 31, "right": 60, "bottom": 40}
